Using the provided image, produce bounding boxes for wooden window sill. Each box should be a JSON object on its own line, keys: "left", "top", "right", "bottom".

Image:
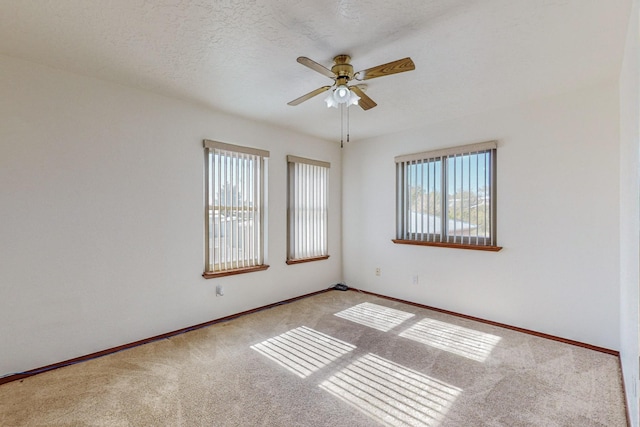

{"left": 286, "top": 255, "right": 330, "bottom": 265}
{"left": 203, "top": 264, "right": 270, "bottom": 279}
{"left": 392, "top": 239, "right": 502, "bottom": 252}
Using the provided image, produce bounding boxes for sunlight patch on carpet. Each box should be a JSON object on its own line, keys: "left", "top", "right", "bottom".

{"left": 320, "top": 353, "right": 461, "bottom": 426}
{"left": 334, "top": 302, "right": 415, "bottom": 332}
{"left": 399, "top": 318, "right": 501, "bottom": 362}
{"left": 251, "top": 326, "right": 356, "bottom": 378}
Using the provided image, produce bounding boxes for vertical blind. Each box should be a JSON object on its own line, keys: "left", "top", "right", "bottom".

{"left": 287, "top": 156, "right": 330, "bottom": 260}
{"left": 395, "top": 141, "right": 497, "bottom": 247}
{"left": 204, "top": 140, "right": 269, "bottom": 272}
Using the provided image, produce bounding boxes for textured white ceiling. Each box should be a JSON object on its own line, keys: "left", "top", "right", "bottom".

{"left": 0, "top": 0, "right": 631, "bottom": 142}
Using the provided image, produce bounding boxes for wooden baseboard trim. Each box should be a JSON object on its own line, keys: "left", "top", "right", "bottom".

{"left": 0, "top": 288, "right": 331, "bottom": 386}
{"left": 352, "top": 288, "right": 619, "bottom": 356}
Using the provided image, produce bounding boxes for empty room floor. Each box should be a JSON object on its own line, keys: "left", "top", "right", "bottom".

{"left": 0, "top": 290, "right": 627, "bottom": 426}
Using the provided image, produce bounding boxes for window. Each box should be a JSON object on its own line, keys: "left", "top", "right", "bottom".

{"left": 287, "top": 156, "right": 330, "bottom": 264}
{"left": 394, "top": 141, "right": 501, "bottom": 251}
{"left": 203, "top": 140, "right": 269, "bottom": 277}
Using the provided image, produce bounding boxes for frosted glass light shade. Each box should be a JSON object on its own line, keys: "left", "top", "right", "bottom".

{"left": 348, "top": 91, "right": 360, "bottom": 106}
{"left": 324, "top": 92, "right": 338, "bottom": 108}
{"left": 334, "top": 85, "right": 350, "bottom": 103}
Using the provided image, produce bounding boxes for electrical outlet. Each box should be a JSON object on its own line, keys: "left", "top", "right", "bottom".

{"left": 216, "top": 284, "right": 224, "bottom": 296}
{"left": 412, "top": 275, "right": 419, "bottom": 285}
{"left": 375, "top": 267, "right": 381, "bottom": 276}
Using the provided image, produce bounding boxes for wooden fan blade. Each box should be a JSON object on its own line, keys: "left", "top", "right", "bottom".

{"left": 351, "top": 85, "right": 377, "bottom": 110}
{"left": 297, "top": 57, "right": 336, "bottom": 79}
{"left": 356, "top": 57, "right": 415, "bottom": 80}
{"left": 287, "top": 86, "right": 332, "bottom": 106}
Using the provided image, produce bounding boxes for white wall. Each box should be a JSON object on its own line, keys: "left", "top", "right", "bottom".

{"left": 343, "top": 82, "right": 621, "bottom": 350}
{"left": 0, "top": 54, "right": 342, "bottom": 377}
{"left": 619, "top": 1, "right": 640, "bottom": 424}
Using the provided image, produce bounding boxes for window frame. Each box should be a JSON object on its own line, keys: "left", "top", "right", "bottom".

{"left": 203, "top": 139, "right": 270, "bottom": 278}
{"left": 393, "top": 141, "right": 501, "bottom": 251}
{"left": 286, "top": 155, "right": 330, "bottom": 264}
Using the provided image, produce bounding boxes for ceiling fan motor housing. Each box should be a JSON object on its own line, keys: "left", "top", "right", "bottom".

{"left": 332, "top": 55, "right": 354, "bottom": 83}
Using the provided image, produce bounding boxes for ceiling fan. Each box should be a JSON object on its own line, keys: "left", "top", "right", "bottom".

{"left": 287, "top": 55, "right": 415, "bottom": 110}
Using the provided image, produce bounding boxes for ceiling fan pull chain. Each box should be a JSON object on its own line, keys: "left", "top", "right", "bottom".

{"left": 340, "top": 103, "right": 344, "bottom": 148}
{"left": 347, "top": 103, "right": 350, "bottom": 144}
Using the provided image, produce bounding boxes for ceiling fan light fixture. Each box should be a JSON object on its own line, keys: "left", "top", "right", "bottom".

{"left": 324, "top": 85, "right": 359, "bottom": 108}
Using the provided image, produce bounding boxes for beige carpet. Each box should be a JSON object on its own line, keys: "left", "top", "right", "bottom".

{"left": 0, "top": 290, "right": 627, "bottom": 426}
